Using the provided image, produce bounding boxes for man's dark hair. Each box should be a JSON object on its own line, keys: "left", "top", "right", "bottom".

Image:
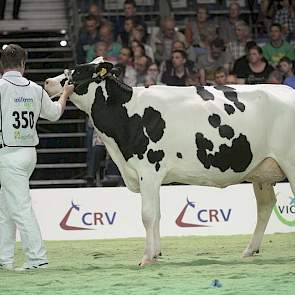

{"left": 124, "top": 0, "right": 137, "bottom": 7}
{"left": 0, "top": 44, "right": 27, "bottom": 69}
{"left": 172, "top": 49, "right": 187, "bottom": 60}
{"left": 270, "top": 23, "right": 282, "bottom": 31}
{"left": 210, "top": 38, "right": 225, "bottom": 51}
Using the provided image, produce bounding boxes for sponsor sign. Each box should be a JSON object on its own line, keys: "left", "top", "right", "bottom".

{"left": 28, "top": 184, "right": 295, "bottom": 241}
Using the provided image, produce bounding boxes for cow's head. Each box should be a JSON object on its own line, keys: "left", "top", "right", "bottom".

{"left": 44, "top": 57, "right": 121, "bottom": 113}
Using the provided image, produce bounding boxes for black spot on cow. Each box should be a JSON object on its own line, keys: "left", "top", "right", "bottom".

{"left": 214, "top": 85, "right": 245, "bottom": 112}
{"left": 60, "top": 78, "right": 67, "bottom": 87}
{"left": 140, "top": 177, "right": 143, "bottom": 181}
{"left": 147, "top": 149, "right": 165, "bottom": 172}
{"left": 195, "top": 132, "right": 252, "bottom": 172}
{"left": 195, "top": 86, "right": 214, "bottom": 101}
{"left": 142, "top": 107, "right": 166, "bottom": 143}
{"left": 177, "top": 152, "right": 183, "bottom": 159}
{"left": 138, "top": 154, "right": 144, "bottom": 160}
{"left": 72, "top": 64, "right": 97, "bottom": 95}
{"left": 195, "top": 132, "right": 214, "bottom": 151}
{"left": 224, "top": 104, "right": 235, "bottom": 115}
{"left": 91, "top": 84, "right": 149, "bottom": 161}
{"left": 219, "top": 125, "right": 234, "bottom": 140}
{"left": 105, "top": 75, "right": 133, "bottom": 105}
{"left": 208, "top": 114, "right": 221, "bottom": 128}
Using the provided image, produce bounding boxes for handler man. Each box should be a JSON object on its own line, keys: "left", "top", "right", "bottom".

{"left": 0, "top": 44, "right": 74, "bottom": 271}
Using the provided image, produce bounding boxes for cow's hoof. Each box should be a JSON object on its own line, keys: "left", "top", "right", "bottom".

{"left": 242, "top": 248, "right": 259, "bottom": 257}
{"left": 138, "top": 257, "right": 155, "bottom": 267}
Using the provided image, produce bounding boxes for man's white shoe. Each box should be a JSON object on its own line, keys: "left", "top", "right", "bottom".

{"left": 0, "top": 263, "right": 14, "bottom": 271}
{"left": 15, "top": 262, "right": 48, "bottom": 272}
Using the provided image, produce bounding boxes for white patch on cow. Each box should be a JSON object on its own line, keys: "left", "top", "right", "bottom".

{"left": 100, "top": 80, "right": 109, "bottom": 102}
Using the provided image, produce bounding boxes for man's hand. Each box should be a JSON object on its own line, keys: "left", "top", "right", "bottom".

{"left": 63, "top": 81, "right": 74, "bottom": 98}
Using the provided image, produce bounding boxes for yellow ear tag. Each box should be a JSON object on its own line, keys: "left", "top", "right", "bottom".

{"left": 99, "top": 68, "right": 107, "bottom": 77}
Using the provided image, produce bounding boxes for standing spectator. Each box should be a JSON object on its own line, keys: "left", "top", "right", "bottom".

{"left": 214, "top": 67, "right": 228, "bottom": 86}
{"left": 278, "top": 56, "right": 294, "bottom": 80}
{"left": 197, "top": 38, "right": 231, "bottom": 85}
{"left": 0, "top": 0, "right": 21, "bottom": 19}
{"left": 134, "top": 55, "right": 152, "bottom": 86}
{"left": 219, "top": 2, "right": 242, "bottom": 45}
{"left": 226, "top": 20, "right": 252, "bottom": 65}
{"left": 185, "top": 4, "right": 217, "bottom": 49}
{"left": 234, "top": 45, "right": 274, "bottom": 84}
{"left": 274, "top": 0, "right": 295, "bottom": 40}
{"left": 115, "top": 0, "right": 147, "bottom": 41}
{"left": 0, "top": 44, "right": 73, "bottom": 271}
{"left": 150, "top": 17, "right": 186, "bottom": 64}
{"left": 262, "top": 23, "right": 295, "bottom": 67}
{"left": 161, "top": 50, "right": 193, "bottom": 86}
{"left": 116, "top": 47, "right": 137, "bottom": 87}
{"left": 76, "top": 15, "right": 100, "bottom": 64}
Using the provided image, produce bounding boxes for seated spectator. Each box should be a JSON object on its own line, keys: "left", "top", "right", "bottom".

{"left": 144, "top": 63, "right": 161, "bottom": 87}
{"left": 150, "top": 16, "right": 187, "bottom": 64}
{"left": 214, "top": 67, "right": 228, "bottom": 86}
{"left": 115, "top": 0, "right": 147, "bottom": 42}
{"left": 93, "top": 41, "right": 108, "bottom": 60}
{"left": 256, "top": 0, "right": 277, "bottom": 38}
{"left": 134, "top": 55, "right": 152, "bottom": 86}
{"left": 87, "top": 3, "right": 108, "bottom": 28}
{"left": 267, "top": 70, "right": 284, "bottom": 84}
{"left": 262, "top": 23, "right": 295, "bottom": 67}
{"left": 283, "top": 75, "right": 295, "bottom": 89}
{"left": 116, "top": 47, "right": 137, "bottom": 87}
{"left": 185, "top": 4, "right": 217, "bottom": 49}
{"left": 232, "top": 41, "right": 258, "bottom": 80}
{"left": 118, "top": 16, "right": 137, "bottom": 47}
{"left": 185, "top": 72, "right": 200, "bottom": 86}
{"left": 226, "top": 20, "right": 252, "bottom": 65}
{"left": 234, "top": 44, "right": 274, "bottom": 84}
{"left": 218, "top": 2, "right": 242, "bottom": 45}
{"left": 159, "top": 40, "right": 196, "bottom": 79}
{"left": 76, "top": 15, "right": 100, "bottom": 64}
{"left": 274, "top": 0, "right": 295, "bottom": 40}
{"left": 161, "top": 50, "right": 194, "bottom": 86}
{"left": 197, "top": 38, "right": 231, "bottom": 85}
{"left": 130, "top": 24, "right": 154, "bottom": 62}
{"left": 226, "top": 73, "right": 238, "bottom": 84}
{"left": 87, "top": 23, "right": 122, "bottom": 63}
{"left": 278, "top": 56, "right": 294, "bottom": 80}
{"left": 131, "top": 40, "right": 146, "bottom": 61}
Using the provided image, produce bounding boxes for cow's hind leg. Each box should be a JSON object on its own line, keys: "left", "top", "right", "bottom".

{"left": 243, "top": 183, "right": 276, "bottom": 257}
{"left": 139, "top": 178, "right": 161, "bottom": 266}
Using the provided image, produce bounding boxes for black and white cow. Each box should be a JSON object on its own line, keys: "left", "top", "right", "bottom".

{"left": 45, "top": 57, "right": 294, "bottom": 266}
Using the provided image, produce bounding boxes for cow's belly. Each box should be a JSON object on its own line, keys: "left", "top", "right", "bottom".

{"left": 163, "top": 157, "right": 285, "bottom": 188}
{"left": 244, "top": 157, "right": 285, "bottom": 184}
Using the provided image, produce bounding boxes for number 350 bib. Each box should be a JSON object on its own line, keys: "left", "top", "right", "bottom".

{"left": 0, "top": 81, "right": 42, "bottom": 147}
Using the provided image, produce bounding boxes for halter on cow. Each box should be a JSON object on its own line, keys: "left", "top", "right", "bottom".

{"left": 45, "top": 57, "right": 295, "bottom": 266}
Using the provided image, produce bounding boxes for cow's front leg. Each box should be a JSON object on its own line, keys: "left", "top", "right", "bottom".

{"left": 243, "top": 183, "right": 276, "bottom": 257}
{"left": 139, "top": 179, "right": 161, "bottom": 266}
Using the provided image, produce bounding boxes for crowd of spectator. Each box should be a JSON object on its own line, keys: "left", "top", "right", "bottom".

{"left": 77, "top": 0, "right": 295, "bottom": 186}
